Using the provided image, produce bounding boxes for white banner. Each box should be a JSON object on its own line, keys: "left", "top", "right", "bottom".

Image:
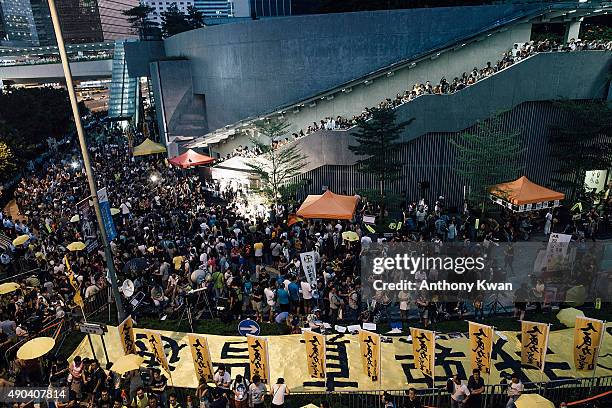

{"left": 299, "top": 251, "right": 317, "bottom": 286}
{"left": 543, "top": 233, "right": 572, "bottom": 271}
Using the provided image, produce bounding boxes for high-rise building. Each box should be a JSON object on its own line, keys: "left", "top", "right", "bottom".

{"left": 97, "top": 0, "right": 140, "bottom": 41}
{"left": 30, "top": 0, "right": 55, "bottom": 46}
{"left": 0, "top": 0, "right": 39, "bottom": 46}
{"left": 194, "top": 0, "right": 230, "bottom": 18}
{"left": 144, "top": 0, "right": 194, "bottom": 26}
{"left": 248, "top": 0, "right": 291, "bottom": 17}
{"left": 53, "top": 0, "right": 104, "bottom": 43}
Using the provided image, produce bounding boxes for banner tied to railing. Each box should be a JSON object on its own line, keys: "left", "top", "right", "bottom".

{"left": 70, "top": 325, "right": 612, "bottom": 391}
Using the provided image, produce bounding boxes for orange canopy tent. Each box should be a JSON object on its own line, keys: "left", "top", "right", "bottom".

{"left": 296, "top": 190, "right": 359, "bottom": 220}
{"left": 490, "top": 176, "right": 564, "bottom": 212}
{"left": 168, "top": 149, "right": 215, "bottom": 168}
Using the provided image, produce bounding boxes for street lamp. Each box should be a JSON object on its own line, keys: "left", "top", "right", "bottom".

{"left": 47, "top": 0, "right": 125, "bottom": 322}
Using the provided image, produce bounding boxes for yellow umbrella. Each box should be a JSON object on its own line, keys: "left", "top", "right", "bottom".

{"left": 12, "top": 235, "right": 29, "bottom": 246}
{"left": 16, "top": 337, "right": 55, "bottom": 360}
{"left": 342, "top": 231, "right": 359, "bottom": 242}
{"left": 0, "top": 282, "right": 20, "bottom": 295}
{"left": 110, "top": 208, "right": 120, "bottom": 216}
{"left": 110, "top": 354, "right": 145, "bottom": 375}
{"left": 565, "top": 285, "right": 586, "bottom": 307}
{"left": 514, "top": 394, "right": 554, "bottom": 408}
{"left": 70, "top": 214, "right": 80, "bottom": 223}
{"left": 67, "top": 241, "right": 86, "bottom": 252}
{"left": 557, "top": 307, "right": 585, "bottom": 327}
{"left": 301, "top": 405, "right": 319, "bottom": 408}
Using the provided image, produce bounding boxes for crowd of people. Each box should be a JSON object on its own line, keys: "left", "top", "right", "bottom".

{"left": 221, "top": 37, "right": 612, "bottom": 163}
{"left": 0, "top": 37, "right": 609, "bottom": 408}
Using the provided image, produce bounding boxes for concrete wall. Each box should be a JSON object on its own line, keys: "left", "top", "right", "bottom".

{"left": 289, "top": 51, "right": 612, "bottom": 173}
{"left": 162, "top": 3, "right": 545, "bottom": 130}
{"left": 0, "top": 59, "right": 112, "bottom": 81}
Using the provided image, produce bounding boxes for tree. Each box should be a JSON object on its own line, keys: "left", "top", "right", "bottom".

{"left": 186, "top": 6, "right": 205, "bottom": 29}
{"left": 161, "top": 4, "right": 191, "bottom": 38}
{"left": 0, "top": 141, "right": 16, "bottom": 182}
{"left": 246, "top": 119, "right": 306, "bottom": 207}
{"left": 450, "top": 116, "right": 525, "bottom": 209}
{"left": 122, "top": 4, "right": 158, "bottom": 39}
{"left": 548, "top": 101, "right": 612, "bottom": 201}
{"left": 349, "top": 107, "right": 412, "bottom": 217}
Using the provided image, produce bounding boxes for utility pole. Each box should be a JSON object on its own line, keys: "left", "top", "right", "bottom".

{"left": 47, "top": 0, "right": 125, "bottom": 322}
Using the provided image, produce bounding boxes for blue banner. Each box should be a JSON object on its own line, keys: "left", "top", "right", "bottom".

{"left": 97, "top": 188, "right": 117, "bottom": 242}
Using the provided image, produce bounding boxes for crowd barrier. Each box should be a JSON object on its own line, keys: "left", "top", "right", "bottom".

{"left": 285, "top": 376, "right": 612, "bottom": 407}
{"left": 3, "top": 316, "right": 69, "bottom": 367}
{"left": 164, "top": 376, "right": 612, "bottom": 408}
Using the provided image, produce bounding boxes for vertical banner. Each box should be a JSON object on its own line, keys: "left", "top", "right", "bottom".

{"left": 299, "top": 251, "right": 317, "bottom": 286}
{"left": 63, "top": 256, "right": 84, "bottom": 308}
{"left": 187, "top": 334, "right": 215, "bottom": 384}
{"left": 304, "top": 331, "right": 326, "bottom": 379}
{"left": 410, "top": 328, "right": 435, "bottom": 378}
{"left": 574, "top": 316, "right": 605, "bottom": 371}
{"left": 118, "top": 316, "right": 136, "bottom": 355}
{"left": 358, "top": 329, "right": 381, "bottom": 382}
{"left": 521, "top": 321, "right": 550, "bottom": 371}
{"left": 76, "top": 197, "right": 99, "bottom": 254}
{"left": 97, "top": 187, "right": 117, "bottom": 241}
{"left": 143, "top": 329, "right": 169, "bottom": 373}
{"left": 247, "top": 335, "right": 270, "bottom": 384}
{"left": 469, "top": 322, "right": 494, "bottom": 374}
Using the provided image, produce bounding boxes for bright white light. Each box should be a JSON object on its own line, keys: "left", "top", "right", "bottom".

{"left": 150, "top": 174, "right": 159, "bottom": 182}
{"left": 70, "top": 161, "right": 79, "bottom": 169}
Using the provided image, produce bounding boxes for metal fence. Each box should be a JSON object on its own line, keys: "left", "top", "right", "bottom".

{"left": 166, "top": 377, "right": 612, "bottom": 408}
{"left": 3, "top": 317, "right": 69, "bottom": 367}
{"left": 282, "top": 376, "right": 612, "bottom": 408}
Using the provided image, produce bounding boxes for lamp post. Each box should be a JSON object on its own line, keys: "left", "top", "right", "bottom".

{"left": 47, "top": 0, "right": 125, "bottom": 322}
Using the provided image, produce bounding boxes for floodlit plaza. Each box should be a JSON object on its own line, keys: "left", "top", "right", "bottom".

{"left": 1, "top": 1, "right": 612, "bottom": 407}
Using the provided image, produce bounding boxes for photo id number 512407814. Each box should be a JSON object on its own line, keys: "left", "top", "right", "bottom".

{"left": 0, "top": 387, "right": 69, "bottom": 402}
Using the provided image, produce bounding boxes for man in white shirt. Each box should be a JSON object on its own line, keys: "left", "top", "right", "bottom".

{"left": 213, "top": 364, "right": 231, "bottom": 391}
{"left": 300, "top": 278, "right": 313, "bottom": 314}
{"left": 449, "top": 374, "right": 470, "bottom": 408}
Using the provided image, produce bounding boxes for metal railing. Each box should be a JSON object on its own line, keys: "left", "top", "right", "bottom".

{"left": 83, "top": 286, "right": 113, "bottom": 319}
{"left": 163, "top": 377, "right": 612, "bottom": 408}
{"left": 3, "top": 316, "right": 69, "bottom": 366}
{"left": 283, "top": 377, "right": 612, "bottom": 408}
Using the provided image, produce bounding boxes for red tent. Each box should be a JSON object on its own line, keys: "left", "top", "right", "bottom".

{"left": 168, "top": 149, "right": 215, "bottom": 168}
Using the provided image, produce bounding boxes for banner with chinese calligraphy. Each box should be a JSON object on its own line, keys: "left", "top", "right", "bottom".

{"left": 358, "top": 329, "right": 381, "bottom": 382}
{"left": 304, "top": 331, "right": 326, "bottom": 379}
{"left": 574, "top": 316, "right": 604, "bottom": 371}
{"left": 188, "top": 334, "right": 214, "bottom": 384}
{"left": 63, "top": 256, "right": 84, "bottom": 308}
{"left": 70, "top": 325, "right": 612, "bottom": 392}
{"left": 410, "top": 328, "right": 435, "bottom": 378}
{"left": 143, "top": 330, "right": 169, "bottom": 373}
{"left": 521, "top": 321, "right": 549, "bottom": 371}
{"left": 118, "top": 316, "right": 136, "bottom": 355}
{"left": 299, "top": 251, "right": 317, "bottom": 286}
{"left": 247, "top": 335, "right": 270, "bottom": 384}
{"left": 469, "top": 322, "right": 494, "bottom": 374}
